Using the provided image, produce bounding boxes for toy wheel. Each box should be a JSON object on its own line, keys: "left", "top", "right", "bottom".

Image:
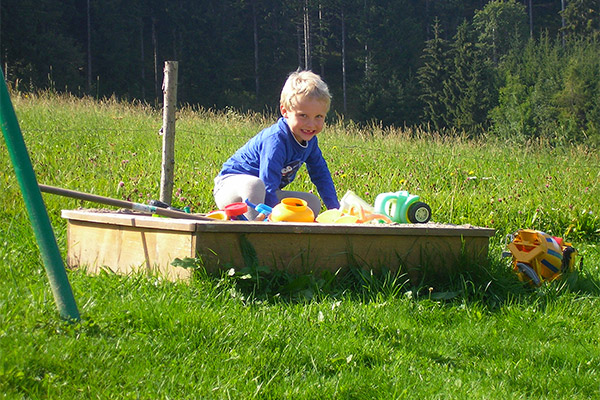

{"left": 407, "top": 202, "right": 431, "bottom": 223}
{"left": 516, "top": 262, "right": 541, "bottom": 286}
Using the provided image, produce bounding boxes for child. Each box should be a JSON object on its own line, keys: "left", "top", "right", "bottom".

{"left": 213, "top": 70, "right": 340, "bottom": 220}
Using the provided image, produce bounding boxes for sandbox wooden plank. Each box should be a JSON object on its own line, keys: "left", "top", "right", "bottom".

{"left": 62, "top": 209, "right": 202, "bottom": 232}
{"left": 62, "top": 209, "right": 495, "bottom": 282}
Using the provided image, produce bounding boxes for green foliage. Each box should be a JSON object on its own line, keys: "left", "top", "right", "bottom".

{"left": 359, "top": 68, "right": 421, "bottom": 127}
{"left": 417, "top": 21, "right": 452, "bottom": 132}
{"left": 1, "top": 93, "right": 600, "bottom": 398}
{"left": 554, "top": 42, "right": 600, "bottom": 143}
{"left": 493, "top": 36, "right": 600, "bottom": 145}
{"left": 490, "top": 72, "right": 534, "bottom": 140}
{"left": 443, "top": 21, "right": 497, "bottom": 136}
{"left": 0, "top": 0, "right": 85, "bottom": 92}
{"left": 472, "top": 0, "right": 528, "bottom": 64}
{"left": 562, "top": 0, "right": 600, "bottom": 41}
{"left": 2, "top": 0, "right": 600, "bottom": 141}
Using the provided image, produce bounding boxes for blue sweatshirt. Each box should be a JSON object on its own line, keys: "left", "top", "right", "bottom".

{"left": 217, "top": 117, "right": 340, "bottom": 209}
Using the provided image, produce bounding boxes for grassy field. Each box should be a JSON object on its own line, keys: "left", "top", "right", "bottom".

{"left": 1, "top": 92, "right": 599, "bottom": 399}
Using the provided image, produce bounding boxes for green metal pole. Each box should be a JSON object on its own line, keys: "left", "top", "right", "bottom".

{"left": 0, "top": 69, "right": 80, "bottom": 321}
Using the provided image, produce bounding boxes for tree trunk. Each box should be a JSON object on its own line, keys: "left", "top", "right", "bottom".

{"left": 425, "top": 0, "right": 430, "bottom": 40}
{"left": 87, "top": 0, "right": 92, "bottom": 93}
{"left": 303, "top": 0, "right": 311, "bottom": 70}
{"left": 341, "top": 5, "right": 347, "bottom": 113}
{"left": 152, "top": 17, "right": 159, "bottom": 105}
{"left": 363, "top": 0, "right": 369, "bottom": 76}
{"left": 528, "top": 0, "right": 533, "bottom": 38}
{"left": 140, "top": 17, "right": 146, "bottom": 101}
{"left": 318, "top": 3, "right": 325, "bottom": 77}
{"left": 297, "top": 24, "right": 303, "bottom": 68}
{"left": 252, "top": 0, "right": 259, "bottom": 96}
{"left": 561, "top": 0, "right": 566, "bottom": 46}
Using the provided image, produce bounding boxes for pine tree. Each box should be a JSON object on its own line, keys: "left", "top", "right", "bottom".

{"left": 561, "top": 0, "right": 600, "bottom": 41}
{"left": 472, "top": 0, "right": 528, "bottom": 64}
{"left": 0, "top": 0, "right": 85, "bottom": 91}
{"left": 417, "top": 21, "right": 452, "bottom": 132}
{"left": 554, "top": 40, "right": 600, "bottom": 142}
{"left": 443, "top": 21, "right": 496, "bottom": 136}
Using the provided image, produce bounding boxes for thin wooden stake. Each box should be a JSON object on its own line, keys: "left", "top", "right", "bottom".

{"left": 160, "top": 61, "right": 178, "bottom": 205}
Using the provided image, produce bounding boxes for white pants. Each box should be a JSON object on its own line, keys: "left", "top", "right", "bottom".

{"left": 213, "top": 174, "right": 321, "bottom": 220}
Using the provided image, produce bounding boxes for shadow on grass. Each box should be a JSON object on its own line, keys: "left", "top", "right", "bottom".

{"left": 172, "top": 250, "right": 600, "bottom": 310}
{"left": 168, "top": 233, "right": 600, "bottom": 308}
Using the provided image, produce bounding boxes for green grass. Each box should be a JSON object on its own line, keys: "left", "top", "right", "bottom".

{"left": 1, "top": 91, "right": 600, "bottom": 399}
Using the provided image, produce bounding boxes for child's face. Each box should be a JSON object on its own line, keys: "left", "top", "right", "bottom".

{"left": 280, "top": 96, "right": 328, "bottom": 143}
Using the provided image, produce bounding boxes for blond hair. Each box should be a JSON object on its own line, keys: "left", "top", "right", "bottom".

{"left": 280, "top": 70, "right": 331, "bottom": 111}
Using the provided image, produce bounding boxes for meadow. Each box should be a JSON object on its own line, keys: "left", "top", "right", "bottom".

{"left": 1, "top": 92, "right": 599, "bottom": 399}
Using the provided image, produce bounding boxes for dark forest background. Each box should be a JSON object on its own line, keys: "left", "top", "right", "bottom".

{"left": 1, "top": 0, "right": 599, "bottom": 144}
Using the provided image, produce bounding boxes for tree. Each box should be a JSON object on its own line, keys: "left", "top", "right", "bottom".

{"left": 425, "top": 0, "right": 469, "bottom": 40}
{"left": 443, "top": 21, "right": 497, "bottom": 136}
{"left": 88, "top": 0, "right": 150, "bottom": 99}
{"left": 0, "top": 0, "right": 85, "bottom": 92}
{"left": 417, "top": 21, "right": 452, "bottom": 132}
{"left": 554, "top": 40, "right": 600, "bottom": 142}
{"left": 492, "top": 34, "right": 565, "bottom": 142}
{"left": 561, "top": 0, "right": 600, "bottom": 41}
{"left": 490, "top": 71, "right": 535, "bottom": 140}
{"left": 472, "top": 0, "right": 528, "bottom": 64}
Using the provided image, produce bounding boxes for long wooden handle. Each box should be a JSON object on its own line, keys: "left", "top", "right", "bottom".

{"left": 39, "top": 184, "right": 215, "bottom": 221}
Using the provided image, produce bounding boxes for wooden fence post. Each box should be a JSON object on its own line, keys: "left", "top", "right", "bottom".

{"left": 160, "top": 61, "right": 178, "bottom": 205}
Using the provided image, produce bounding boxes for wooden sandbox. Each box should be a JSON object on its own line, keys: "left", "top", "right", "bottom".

{"left": 62, "top": 209, "right": 496, "bottom": 282}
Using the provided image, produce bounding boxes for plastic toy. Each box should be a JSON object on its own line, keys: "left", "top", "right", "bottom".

{"left": 325, "top": 190, "right": 391, "bottom": 224}
{"left": 374, "top": 191, "right": 431, "bottom": 224}
{"left": 149, "top": 199, "right": 190, "bottom": 214}
{"left": 269, "top": 198, "right": 315, "bottom": 222}
{"left": 224, "top": 202, "right": 248, "bottom": 220}
{"left": 316, "top": 209, "right": 359, "bottom": 223}
{"left": 505, "top": 229, "right": 577, "bottom": 286}
{"left": 149, "top": 199, "right": 191, "bottom": 218}
{"left": 339, "top": 190, "right": 375, "bottom": 215}
{"left": 244, "top": 199, "right": 273, "bottom": 221}
{"left": 206, "top": 210, "right": 228, "bottom": 220}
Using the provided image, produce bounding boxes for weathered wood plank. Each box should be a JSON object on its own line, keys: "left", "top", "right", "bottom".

{"left": 62, "top": 209, "right": 495, "bottom": 282}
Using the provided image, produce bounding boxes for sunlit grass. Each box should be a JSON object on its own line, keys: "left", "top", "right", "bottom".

{"left": 1, "top": 91, "right": 599, "bottom": 398}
